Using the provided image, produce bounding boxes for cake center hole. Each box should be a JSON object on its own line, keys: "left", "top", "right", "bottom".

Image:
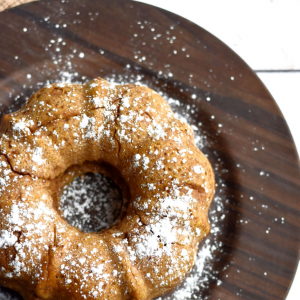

{"left": 60, "top": 172, "right": 123, "bottom": 233}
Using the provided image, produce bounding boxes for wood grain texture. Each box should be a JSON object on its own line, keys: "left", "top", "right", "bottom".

{"left": 0, "top": 0, "right": 299, "bottom": 299}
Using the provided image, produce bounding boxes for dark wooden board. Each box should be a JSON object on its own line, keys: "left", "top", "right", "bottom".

{"left": 0, "top": 0, "right": 299, "bottom": 299}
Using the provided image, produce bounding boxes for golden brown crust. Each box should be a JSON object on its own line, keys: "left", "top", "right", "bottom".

{"left": 0, "top": 78, "right": 215, "bottom": 299}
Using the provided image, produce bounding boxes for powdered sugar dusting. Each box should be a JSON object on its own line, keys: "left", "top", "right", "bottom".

{"left": 156, "top": 195, "right": 225, "bottom": 300}
{"left": 0, "top": 69, "right": 227, "bottom": 300}
{"left": 1, "top": 25, "right": 224, "bottom": 297}
{"left": 20, "top": 73, "right": 228, "bottom": 300}
{"left": 60, "top": 173, "right": 122, "bottom": 233}
{"left": 0, "top": 288, "right": 22, "bottom": 300}
{"left": 31, "top": 147, "right": 46, "bottom": 165}
{"left": 102, "top": 74, "right": 227, "bottom": 300}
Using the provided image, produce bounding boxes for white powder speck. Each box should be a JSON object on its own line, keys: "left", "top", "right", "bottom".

{"left": 32, "top": 147, "right": 46, "bottom": 165}
{"left": 91, "top": 264, "right": 104, "bottom": 275}
{"left": 142, "top": 156, "right": 150, "bottom": 170}
{"left": 0, "top": 230, "right": 18, "bottom": 248}
{"left": 121, "top": 96, "right": 130, "bottom": 108}
{"left": 193, "top": 165, "right": 203, "bottom": 174}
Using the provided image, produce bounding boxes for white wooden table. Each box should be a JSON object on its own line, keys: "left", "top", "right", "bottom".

{"left": 136, "top": 1, "right": 300, "bottom": 299}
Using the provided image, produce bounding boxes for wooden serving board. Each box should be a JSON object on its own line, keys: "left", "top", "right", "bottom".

{"left": 0, "top": 0, "right": 299, "bottom": 299}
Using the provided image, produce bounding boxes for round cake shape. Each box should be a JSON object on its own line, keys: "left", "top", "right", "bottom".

{"left": 0, "top": 78, "right": 215, "bottom": 300}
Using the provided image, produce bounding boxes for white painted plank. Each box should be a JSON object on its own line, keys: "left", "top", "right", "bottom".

{"left": 135, "top": 0, "right": 300, "bottom": 70}
{"left": 287, "top": 261, "right": 300, "bottom": 300}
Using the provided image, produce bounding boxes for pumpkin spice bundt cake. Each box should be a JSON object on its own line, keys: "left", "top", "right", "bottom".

{"left": 0, "top": 78, "right": 215, "bottom": 300}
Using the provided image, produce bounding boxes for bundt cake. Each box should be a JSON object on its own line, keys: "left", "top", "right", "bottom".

{"left": 0, "top": 78, "right": 215, "bottom": 300}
